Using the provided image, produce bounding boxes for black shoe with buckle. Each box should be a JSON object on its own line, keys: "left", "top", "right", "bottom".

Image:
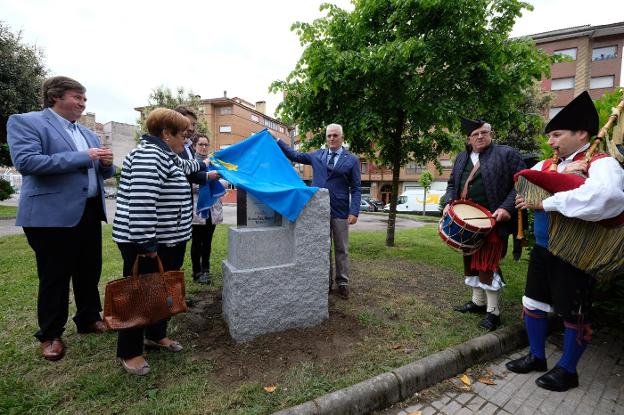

{"left": 506, "top": 353, "right": 548, "bottom": 374}
{"left": 454, "top": 301, "right": 487, "bottom": 314}
{"left": 535, "top": 366, "right": 579, "bottom": 392}
{"left": 479, "top": 312, "right": 501, "bottom": 331}
{"left": 338, "top": 285, "right": 349, "bottom": 299}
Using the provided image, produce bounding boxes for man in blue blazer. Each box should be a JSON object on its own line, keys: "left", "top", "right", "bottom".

{"left": 8, "top": 76, "right": 114, "bottom": 361}
{"left": 277, "top": 123, "right": 361, "bottom": 299}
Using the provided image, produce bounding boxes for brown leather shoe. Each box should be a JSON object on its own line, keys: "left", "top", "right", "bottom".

{"left": 78, "top": 320, "right": 108, "bottom": 334}
{"left": 338, "top": 285, "right": 349, "bottom": 300}
{"left": 41, "top": 338, "right": 65, "bottom": 361}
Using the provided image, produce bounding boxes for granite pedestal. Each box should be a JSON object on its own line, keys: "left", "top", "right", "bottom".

{"left": 222, "top": 189, "right": 330, "bottom": 342}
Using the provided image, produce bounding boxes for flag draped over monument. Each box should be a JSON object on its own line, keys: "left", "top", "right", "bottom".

{"left": 210, "top": 129, "right": 319, "bottom": 221}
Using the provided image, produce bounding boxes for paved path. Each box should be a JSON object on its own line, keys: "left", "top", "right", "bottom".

{"left": 379, "top": 328, "right": 624, "bottom": 415}
{"left": 0, "top": 197, "right": 429, "bottom": 237}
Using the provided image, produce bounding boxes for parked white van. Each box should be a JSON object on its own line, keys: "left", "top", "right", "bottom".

{"left": 383, "top": 182, "right": 447, "bottom": 213}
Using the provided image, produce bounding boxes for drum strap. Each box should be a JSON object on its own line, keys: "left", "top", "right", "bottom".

{"left": 461, "top": 160, "right": 480, "bottom": 200}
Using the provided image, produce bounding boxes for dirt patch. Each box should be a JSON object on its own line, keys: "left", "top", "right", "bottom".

{"left": 177, "top": 258, "right": 465, "bottom": 389}
{"left": 179, "top": 293, "right": 366, "bottom": 388}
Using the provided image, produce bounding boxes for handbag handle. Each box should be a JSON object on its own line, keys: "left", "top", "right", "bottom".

{"left": 131, "top": 254, "right": 165, "bottom": 278}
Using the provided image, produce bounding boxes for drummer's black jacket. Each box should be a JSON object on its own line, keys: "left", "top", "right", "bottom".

{"left": 444, "top": 143, "right": 526, "bottom": 237}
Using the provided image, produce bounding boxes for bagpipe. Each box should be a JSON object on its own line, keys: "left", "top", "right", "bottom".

{"left": 515, "top": 93, "right": 624, "bottom": 280}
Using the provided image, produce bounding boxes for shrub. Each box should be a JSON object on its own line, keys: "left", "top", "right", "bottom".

{"left": 0, "top": 178, "right": 14, "bottom": 201}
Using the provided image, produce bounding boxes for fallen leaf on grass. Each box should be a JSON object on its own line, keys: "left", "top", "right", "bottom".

{"left": 478, "top": 377, "right": 496, "bottom": 385}
{"left": 459, "top": 374, "right": 472, "bottom": 386}
{"left": 263, "top": 386, "right": 277, "bottom": 393}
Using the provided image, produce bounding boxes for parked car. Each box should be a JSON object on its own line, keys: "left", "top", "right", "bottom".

{"left": 359, "top": 200, "right": 374, "bottom": 212}
{"left": 363, "top": 197, "right": 383, "bottom": 212}
{"left": 367, "top": 199, "right": 384, "bottom": 211}
{"left": 383, "top": 183, "right": 447, "bottom": 214}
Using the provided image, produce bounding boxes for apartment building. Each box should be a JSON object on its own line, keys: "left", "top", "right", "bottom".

{"left": 530, "top": 21, "right": 624, "bottom": 118}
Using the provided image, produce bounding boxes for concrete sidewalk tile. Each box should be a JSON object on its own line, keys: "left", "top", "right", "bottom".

{"left": 431, "top": 399, "right": 445, "bottom": 410}
{"left": 420, "top": 407, "right": 436, "bottom": 415}
{"left": 464, "top": 395, "right": 485, "bottom": 412}
{"left": 453, "top": 408, "right": 472, "bottom": 415}
{"left": 455, "top": 392, "right": 473, "bottom": 404}
{"left": 314, "top": 372, "right": 400, "bottom": 415}
{"left": 476, "top": 402, "right": 498, "bottom": 415}
{"left": 502, "top": 397, "right": 524, "bottom": 413}
{"left": 443, "top": 391, "right": 457, "bottom": 400}
{"left": 440, "top": 400, "right": 461, "bottom": 414}
{"left": 488, "top": 390, "right": 511, "bottom": 408}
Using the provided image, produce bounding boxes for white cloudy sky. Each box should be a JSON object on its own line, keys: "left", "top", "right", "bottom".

{"left": 2, "top": 0, "right": 623, "bottom": 124}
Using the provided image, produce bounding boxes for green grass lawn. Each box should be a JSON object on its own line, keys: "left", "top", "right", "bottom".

{"left": 0, "top": 224, "right": 528, "bottom": 415}
{"left": 0, "top": 204, "right": 17, "bottom": 219}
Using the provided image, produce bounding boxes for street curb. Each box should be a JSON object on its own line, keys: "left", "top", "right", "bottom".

{"left": 272, "top": 321, "right": 537, "bottom": 415}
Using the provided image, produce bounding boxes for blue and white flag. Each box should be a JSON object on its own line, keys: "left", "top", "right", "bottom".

{"left": 210, "top": 129, "right": 318, "bottom": 222}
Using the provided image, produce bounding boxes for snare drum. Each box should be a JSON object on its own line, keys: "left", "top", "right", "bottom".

{"left": 439, "top": 200, "right": 495, "bottom": 255}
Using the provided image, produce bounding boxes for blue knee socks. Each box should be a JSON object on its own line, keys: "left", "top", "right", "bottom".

{"left": 524, "top": 309, "right": 548, "bottom": 360}
{"left": 557, "top": 326, "right": 588, "bottom": 374}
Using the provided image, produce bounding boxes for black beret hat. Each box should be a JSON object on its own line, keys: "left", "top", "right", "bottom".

{"left": 545, "top": 91, "right": 598, "bottom": 136}
{"left": 461, "top": 118, "right": 486, "bottom": 135}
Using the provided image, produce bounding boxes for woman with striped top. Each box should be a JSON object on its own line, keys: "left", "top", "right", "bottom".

{"left": 112, "top": 108, "right": 219, "bottom": 375}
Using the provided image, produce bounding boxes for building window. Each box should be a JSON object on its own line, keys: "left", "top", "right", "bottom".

{"left": 405, "top": 161, "right": 425, "bottom": 175}
{"left": 549, "top": 107, "right": 563, "bottom": 119}
{"left": 551, "top": 77, "right": 575, "bottom": 91}
{"left": 219, "top": 125, "right": 232, "bottom": 133}
{"left": 440, "top": 159, "right": 453, "bottom": 169}
{"left": 361, "top": 161, "right": 367, "bottom": 174}
{"left": 251, "top": 114, "right": 259, "bottom": 122}
{"left": 590, "top": 75, "right": 615, "bottom": 89}
{"left": 553, "top": 47, "right": 577, "bottom": 60}
{"left": 219, "top": 106, "right": 233, "bottom": 115}
{"left": 592, "top": 45, "right": 617, "bottom": 61}
{"left": 279, "top": 126, "right": 285, "bottom": 134}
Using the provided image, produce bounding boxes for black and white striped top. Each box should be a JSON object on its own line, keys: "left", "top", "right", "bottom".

{"left": 112, "top": 135, "right": 204, "bottom": 251}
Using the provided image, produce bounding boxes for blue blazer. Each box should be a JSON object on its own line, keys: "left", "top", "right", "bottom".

{"left": 7, "top": 108, "right": 115, "bottom": 227}
{"left": 278, "top": 140, "right": 361, "bottom": 219}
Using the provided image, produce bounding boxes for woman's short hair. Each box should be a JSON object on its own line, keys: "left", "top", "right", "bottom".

{"left": 42, "top": 76, "right": 86, "bottom": 108}
{"left": 145, "top": 108, "right": 190, "bottom": 137}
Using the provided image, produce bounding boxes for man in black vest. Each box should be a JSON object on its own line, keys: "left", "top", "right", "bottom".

{"left": 444, "top": 119, "right": 525, "bottom": 331}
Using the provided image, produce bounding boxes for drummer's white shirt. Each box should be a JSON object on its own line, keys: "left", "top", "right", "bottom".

{"left": 470, "top": 152, "right": 479, "bottom": 165}
{"left": 533, "top": 143, "right": 624, "bottom": 221}
{"left": 524, "top": 143, "right": 624, "bottom": 313}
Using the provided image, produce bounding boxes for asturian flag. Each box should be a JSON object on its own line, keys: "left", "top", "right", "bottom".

{"left": 210, "top": 129, "right": 319, "bottom": 221}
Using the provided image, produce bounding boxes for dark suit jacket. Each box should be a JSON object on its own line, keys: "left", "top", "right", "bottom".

{"left": 179, "top": 144, "right": 207, "bottom": 185}
{"left": 277, "top": 140, "right": 361, "bottom": 219}
{"left": 7, "top": 108, "right": 114, "bottom": 227}
{"left": 445, "top": 143, "right": 525, "bottom": 236}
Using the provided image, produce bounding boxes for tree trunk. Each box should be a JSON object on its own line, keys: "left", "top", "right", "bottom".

{"left": 385, "top": 124, "right": 404, "bottom": 247}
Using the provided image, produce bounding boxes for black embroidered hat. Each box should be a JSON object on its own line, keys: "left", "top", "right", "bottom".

{"left": 545, "top": 91, "right": 599, "bottom": 136}
{"left": 460, "top": 118, "right": 486, "bottom": 135}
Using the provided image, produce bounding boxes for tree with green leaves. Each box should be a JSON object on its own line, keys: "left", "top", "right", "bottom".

{"left": 0, "top": 22, "right": 47, "bottom": 165}
{"left": 419, "top": 170, "right": 433, "bottom": 215}
{"left": 271, "top": 0, "right": 551, "bottom": 246}
{"left": 491, "top": 81, "right": 553, "bottom": 155}
{"left": 136, "top": 86, "right": 208, "bottom": 141}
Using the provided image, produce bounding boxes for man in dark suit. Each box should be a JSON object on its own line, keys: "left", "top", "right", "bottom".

{"left": 7, "top": 76, "right": 114, "bottom": 361}
{"left": 443, "top": 118, "right": 525, "bottom": 331}
{"left": 277, "top": 123, "right": 361, "bottom": 299}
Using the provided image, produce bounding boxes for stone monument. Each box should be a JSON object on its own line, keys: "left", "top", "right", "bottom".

{"left": 222, "top": 188, "right": 330, "bottom": 342}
